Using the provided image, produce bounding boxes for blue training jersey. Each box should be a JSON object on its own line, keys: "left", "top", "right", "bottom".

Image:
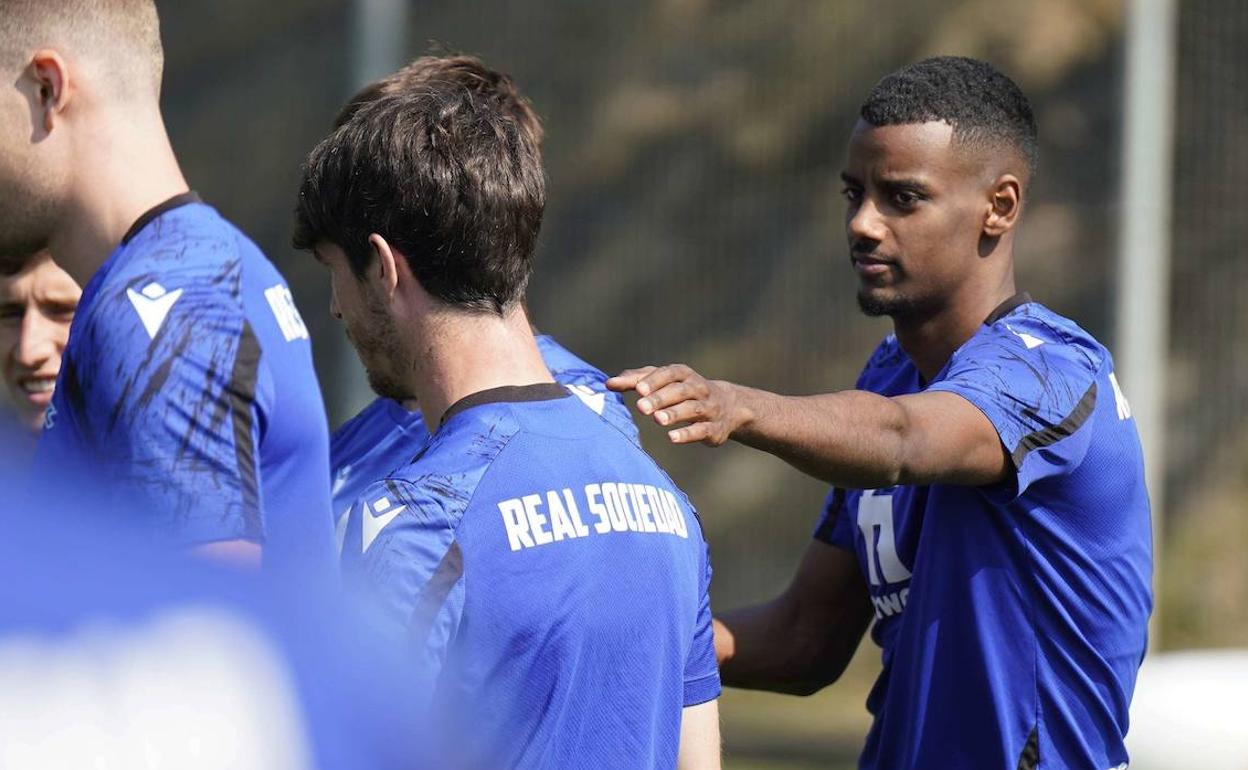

{"left": 36, "top": 194, "right": 335, "bottom": 573}
{"left": 0, "top": 434, "right": 427, "bottom": 770}
{"left": 815, "top": 294, "right": 1152, "bottom": 770}
{"left": 340, "top": 384, "right": 718, "bottom": 768}
{"left": 329, "top": 334, "right": 639, "bottom": 547}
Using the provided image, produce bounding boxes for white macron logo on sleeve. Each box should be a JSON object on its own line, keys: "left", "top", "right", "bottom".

{"left": 361, "top": 496, "right": 405, "bottom": 554}
{"left": 127, "top": 282, "right": 183, "bottom": 340}
{"left": 264, "top": 284, "right": 309, "bottom": 342}
{"left": 566, "top": 384, "right": 607, "bottom": 415}
{"left": 1006, "top": 323, "right": 1046, "bottom": 349}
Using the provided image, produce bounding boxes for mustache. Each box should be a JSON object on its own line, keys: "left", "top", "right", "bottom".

{"left": 849, "top": 242, "right": 900, "bottom": 264}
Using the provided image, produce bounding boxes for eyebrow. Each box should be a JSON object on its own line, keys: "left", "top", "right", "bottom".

{"left": 842, "top": 171, "right": 934, "bottom": 195}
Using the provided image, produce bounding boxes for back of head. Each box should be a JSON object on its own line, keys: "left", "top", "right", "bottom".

{"left": 860, "top": 56, "right": 1038, "bottom": 180}
{"left": 0, "top": 0, "right": 164, "bottom": 99}
{"left": 334, "top": 55, "right": 545, "bottom": 150}
{"left": 295, "top": 55, "right": 545, "bottom": 314}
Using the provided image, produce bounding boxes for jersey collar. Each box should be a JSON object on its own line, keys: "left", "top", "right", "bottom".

{"left": 983, "top": 292, "right": 1033, "bottom": 325}
{"left": 440, "top": 383, "right": 570, "bottom": 427}
{"left": 121, "top": 191, "right": 203, "bottom": 246}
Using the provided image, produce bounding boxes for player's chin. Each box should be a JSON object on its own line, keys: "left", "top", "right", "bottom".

{"left": 364, "top": 369, "right": 406, "bottom": 402}
{"left": 856, "top": 286, "right": 903, "bottom": 318}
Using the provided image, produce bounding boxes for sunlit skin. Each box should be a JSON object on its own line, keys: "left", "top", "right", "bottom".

{"left": 0, "top": 253, "right": 80, "bottom": 433}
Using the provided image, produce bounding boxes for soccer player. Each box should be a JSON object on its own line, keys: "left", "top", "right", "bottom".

{"left": 0, "top": 1, "right": 334, "bottom": 570}
{"left": 326, "top": 58, "right": 639, "bottom": 536}
{"left": 610, "top": 57, "right": 1152, "bottom": 769}
{"left": 0, "top": 252, "right": 79, "bottom": 437}
{"left": 294, "top": 56, "right": 721, "bottom": 769}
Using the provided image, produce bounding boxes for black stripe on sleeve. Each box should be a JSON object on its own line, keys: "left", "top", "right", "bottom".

{"left": 813, "top": 488, "right": 847, "bottom": 543}
{"left": 1011, "top": 380, "right": 1097, "bottom": 469}
{"left": 408, "top": 541, "right": 465, "bottom": 646}
{"left": 1015, "top": 725, "right": 1040, "bottom": 770}
{"left": 227, "top": 320, "right": 263, "bottom": 539}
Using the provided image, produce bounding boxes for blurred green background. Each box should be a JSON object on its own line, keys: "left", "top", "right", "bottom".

{"left": 150, "top": 1, "right": 1246, "bottom": 764}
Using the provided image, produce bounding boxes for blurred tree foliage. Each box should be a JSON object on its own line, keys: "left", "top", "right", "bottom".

{"left": 154, "top": 0, "right": 1243, "bottom": 683}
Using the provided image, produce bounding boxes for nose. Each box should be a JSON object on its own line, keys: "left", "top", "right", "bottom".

{"left": 16, "top": 310, "right": 63, "bottom": 367}
{"left": 847, "top": 196, "right": 887, "bottom": 245}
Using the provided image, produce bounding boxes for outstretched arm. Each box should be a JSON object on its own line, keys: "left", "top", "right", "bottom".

{"left": 607, "top": 365, "right": 1008, "bottom": 489}
{"left": 714, "top": 539, "right": 872, "bottom": 695}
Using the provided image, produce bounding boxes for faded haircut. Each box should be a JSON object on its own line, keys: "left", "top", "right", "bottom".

{"left": 861, "top": 56, "right": 1038, "bottom": 178}
{"left": 0, "top": 0, "right": 164, "bottom": 98}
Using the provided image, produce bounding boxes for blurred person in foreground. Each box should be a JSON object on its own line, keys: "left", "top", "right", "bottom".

{"left": 0, "top": 0, "right": 334, "bottom": 571}
{"left": 610, "top": 56, "right": 1152, "bottom": 769}
{"left": 326, "top": 57, "right": 638, "bottom": 542}
{"left": 294, "top": 55, "right": 721, "bottom": 769}
{"left": 0, "top": 252, "right": 79, "bottom": 448}
{"left": 0, "top": 420, "right": 425, "bottom": 770}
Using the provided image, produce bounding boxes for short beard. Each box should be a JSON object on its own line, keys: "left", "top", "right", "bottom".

{"left": 857, "top": 289, "right": 914, "bottom": 318}
{"left": 856, "top": 288, "right": 940, "bottom": 321}
{"left": 351, "top": 303, "right": 411, "bottom": 401}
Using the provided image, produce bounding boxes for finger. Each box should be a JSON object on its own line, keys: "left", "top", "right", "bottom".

{"left": 632, "top": 364, "right": 694, "bottom": 398}
{"left": 653, "top": 398, "right": 708, "bottom": 427}
{"left": 669, "top": 422, "right": 713, "bottom": 445}
{"left": 606, "top": 366, "right": 657, "bottom": 392}
{"left": 637, "top": 380, "right": 702, "bottom": 415}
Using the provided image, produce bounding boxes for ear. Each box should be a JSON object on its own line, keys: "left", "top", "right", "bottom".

{"left": 367, "top": 234, "right": 403, "bottom": 298}
{"left": 983, "top": 174, "right": 1023, "bottom": 238}
{"left": 28, "top": 50, "right": 72, "bottom": 134}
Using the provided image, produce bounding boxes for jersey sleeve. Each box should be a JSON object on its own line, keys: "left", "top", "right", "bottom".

{"left": 683, "top": 539, "right": 722, "bottom": 707}
{"left": 77, "top": 279, "right": 271, "bottom": 547}
{"left": 812, "top": 488, "right": 855, "bottom": 550}
{"left": 926, "top": 322, "right": 1101, "bottom": 499}
{"left": 345, "top": 479, "right": 463, "bottom": 689}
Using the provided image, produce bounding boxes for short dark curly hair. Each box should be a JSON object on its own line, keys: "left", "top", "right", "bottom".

{"left": 293, "top": 56, "right": 544, "bottom": 314}
{"left": 860, "top": 56, "right": 1038, "bottom": 176}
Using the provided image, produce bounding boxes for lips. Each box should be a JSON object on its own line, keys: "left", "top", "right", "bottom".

{"left": 851, "top": 253, "right": 897, "bottom": 279}
{"left": 15, "top": 374, "right": 56, "bottom": 405}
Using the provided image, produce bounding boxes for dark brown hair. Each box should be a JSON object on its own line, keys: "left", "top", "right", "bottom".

{"left": 294, "top": 55, "right": 545, "bottom": 314}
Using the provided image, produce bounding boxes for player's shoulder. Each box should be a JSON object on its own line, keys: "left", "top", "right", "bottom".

{"left": 333, "top": 398, "right": 408, "bottom": 452}
{"left": 858, "top": 333, "right": 911, "bottom": 390}
{"left": 975, "top": 299, "right": 1108, "bottom": 375}
{"left": 535, "top": 334, "right": 606, "bottom": 381}
{"left": 379, "top": 400, "right": 525, "bottom": 527}
{"left": 536, "top": 334, "right": 641, "bottom": 444}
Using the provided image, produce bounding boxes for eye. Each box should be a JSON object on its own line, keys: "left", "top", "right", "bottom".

{"left": 0, "top": 306, "right": 21, "bottom": 325}
{"left": 841, "top": 186, "right": 862, "bottom": 204}
{"left": 893, "top": 190, "right": 920, "bottom": 207}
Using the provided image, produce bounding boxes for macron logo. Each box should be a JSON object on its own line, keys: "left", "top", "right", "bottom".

{"left": 1006, "top": 324, "right": 1045, "bottom": 349}
{"left": 361, "top": 495, "right": 405, "bottom": 554}
{"left": 567, "top": 384, "right": 607, "bottom": 415}
{"left": 127, "top": 282, "right": 183, "bottom": 340}
{"left": 265, "top": 284, "right": 309, "bottom": 342}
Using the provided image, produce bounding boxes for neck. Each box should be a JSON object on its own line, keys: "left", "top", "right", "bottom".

{"left": 893, "top": 269, "right": 1017, "bottom": 382}
{"left": 407, "top": 306, "right": 554, "bottom": 428}
{"left": 48, "top": 106, "right": 189, "bottom": 286}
